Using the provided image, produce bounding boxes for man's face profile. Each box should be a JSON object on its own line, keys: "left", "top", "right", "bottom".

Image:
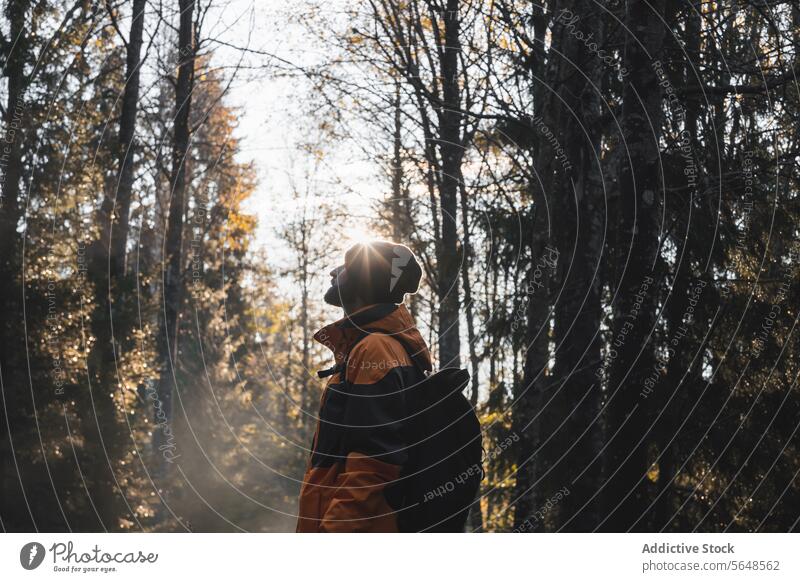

{"left": 323, "top": 264, "right": 354, "bottom": 307}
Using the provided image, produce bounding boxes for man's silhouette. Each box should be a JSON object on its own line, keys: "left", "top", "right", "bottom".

{"left": 296, "top": 240, "right": 431, "bottom": 532}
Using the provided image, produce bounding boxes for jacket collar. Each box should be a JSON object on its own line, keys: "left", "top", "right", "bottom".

{"left": 314, "top": 303, "right": 428, "bottom": 365}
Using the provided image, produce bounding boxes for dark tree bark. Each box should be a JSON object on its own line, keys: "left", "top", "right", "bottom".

{"left": 390, "top": 80, "right": 405, "bottom": 241}
{"left": 435, "top": 0, "right": 463, "bottom": 369}
{"left": 154, "top": 0, "right": 196, "bottom": 470}
{"left": 0, "top": 0, "right": 31, "bottom": 529}
{"left": 368, "top": 0, "right": 470, "bottom": 368}
{"left": 299, "top": 220, "right": 311, "bottom": 433}
{"left": 110, "top": 0, "right": 147, "bottom": 281}
{"left": 0, "top": 0, "right": 27, "bottom": 271}
{"left": 601, "top": 0, "right": 665, "bottom": 532}
{"left": 549, "top": 0, "right": 605, "bottom": 531}
{"left": 511, "top": 0, "right": 556, "bottom": 531}
{"left": 459, "top": 178, "right": 483, "bottom": 531}
{"left": 513, "top": 205, "right": 554, "bottom": 530}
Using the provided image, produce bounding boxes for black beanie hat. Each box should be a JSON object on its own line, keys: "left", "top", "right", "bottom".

{"left": 344, "top": 241, "right": 422, "bottom": 304}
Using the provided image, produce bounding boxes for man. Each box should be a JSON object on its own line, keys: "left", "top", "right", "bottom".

{"left": 296, "top": 240, "right": 431, "bottom": 532}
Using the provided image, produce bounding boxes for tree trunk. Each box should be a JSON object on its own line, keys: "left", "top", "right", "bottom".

{"left": 512, "top": 1, "right": 556, "bottom": 531}
{"left": 109, "top": 0, "right": 146, "bottom": 282}
{"left": 300, "top": 232, "right": 311, "bottom": 434}
{"left": 601, "top": 0, "right": 665, "bottom": 532}
{"left": 513, "top": 204, "right": 554, "bottom": 530}
{"left": 550, "top": 0, "right": 605, "bottom": 531}
{"left": 154, "top": 0, "right": 196, "bottom": 473}
{"left": 436, "top": 0, "right": 462, "bottom": 369}
{"left": 459, "top": 179, "right": 482, "bottom": 531}
{"left": 0, "top": 0, "right": 31, "bottom": 529}
{"left": 390, "top": 80, "right": 405, "bottom": 241}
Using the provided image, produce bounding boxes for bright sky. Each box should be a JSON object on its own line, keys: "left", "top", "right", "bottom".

{"left": 205, "top": 0, "right": 385, "bottom": 271}
{"left": 199, "top": 1, "right": 440, "bottom": 349}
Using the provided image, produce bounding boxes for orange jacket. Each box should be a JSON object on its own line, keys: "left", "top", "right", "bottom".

{"left": 296, "top": 303, "right": 432, "bottom": 532}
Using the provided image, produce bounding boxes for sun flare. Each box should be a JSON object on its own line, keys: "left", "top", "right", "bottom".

{"left": 344, "top": 226, "right": 379, "bottom": 246}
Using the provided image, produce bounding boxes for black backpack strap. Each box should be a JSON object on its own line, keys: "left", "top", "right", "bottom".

{"left": 316, "top": 364, "right": 342, "bottom": 379}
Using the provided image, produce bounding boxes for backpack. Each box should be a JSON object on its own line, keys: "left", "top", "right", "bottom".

{"left": 338, "top": 330, "right": 484, "bottom": 532}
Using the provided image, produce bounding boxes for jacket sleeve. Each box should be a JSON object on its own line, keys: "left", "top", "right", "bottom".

{"left": 319, "top": 337, "right": 411, "bottom": 532}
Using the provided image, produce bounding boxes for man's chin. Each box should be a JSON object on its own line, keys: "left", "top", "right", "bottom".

{"left": 323, "top": 285, "right": 343, "bottom": 307}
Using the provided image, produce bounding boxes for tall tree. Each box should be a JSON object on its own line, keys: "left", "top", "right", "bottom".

{"left": 363, "top": 0, "right": 475, "bottom": 367}
{"left": 548, "top": 0, "right": 606, "bottom": 531}
{"left": 154, "top": 0, "right": 196, "bottom": 471}
{"left": 435, "top": 0, "right": 464, "bottom": 368}
{"left": 601, "top": 0, "right": 665, "bottom": 532}
{"left": 0, "top": 0, "right": 31, "bottom": 520}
